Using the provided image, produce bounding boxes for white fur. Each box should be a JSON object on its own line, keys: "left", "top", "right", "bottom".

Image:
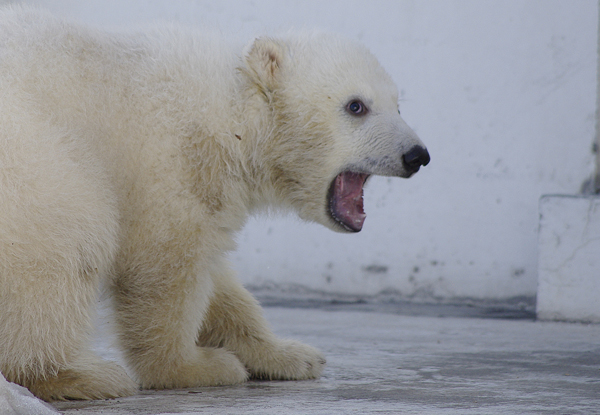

{"left": 0, "top": 7, "right": 426, "bottom": 401}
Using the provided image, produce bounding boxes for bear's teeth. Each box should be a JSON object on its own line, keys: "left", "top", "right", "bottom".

{"left": 329, "top": 171, "right": 368, "bottom": 232}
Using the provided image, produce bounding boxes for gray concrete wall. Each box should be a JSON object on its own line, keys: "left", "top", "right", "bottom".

{"left": 18, "top": 0, "right": 599, "bottom": 304}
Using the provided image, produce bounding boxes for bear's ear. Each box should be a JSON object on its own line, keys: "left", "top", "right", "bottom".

{"left": 243, "top": 37, "right": 287, "bottom": 95}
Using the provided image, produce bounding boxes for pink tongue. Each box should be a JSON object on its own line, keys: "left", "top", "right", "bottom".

{"left": 332, "top": 172, "right": 367, "bottom": 231}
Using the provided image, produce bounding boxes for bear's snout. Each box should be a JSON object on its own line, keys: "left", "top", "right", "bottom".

{"left": 402, "top": 145, "right": 430, "bottom": 175}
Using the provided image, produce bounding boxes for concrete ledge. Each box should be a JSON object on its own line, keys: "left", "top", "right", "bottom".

{"left": 537, "top": 195, "right": 600, "bottom": 323}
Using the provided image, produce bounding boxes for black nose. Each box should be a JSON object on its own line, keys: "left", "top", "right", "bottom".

{"left": 402, "top": 146, "right": 430, "bottom": 173}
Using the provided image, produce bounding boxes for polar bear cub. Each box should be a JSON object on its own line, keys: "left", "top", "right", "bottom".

{"left": 0, "top": 7, "right": 429, "bottom": 401}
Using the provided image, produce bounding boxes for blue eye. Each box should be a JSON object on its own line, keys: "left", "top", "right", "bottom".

{"left": 346, "top": 100, "right": 367, "bottom": 116}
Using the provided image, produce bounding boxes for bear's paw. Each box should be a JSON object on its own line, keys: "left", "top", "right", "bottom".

{"left": 26, "top": 361, "right": 137, "bottom": 402}
{"left": 248, "top": 339, "right": 326, "bottom": 381}
{"left": 137, "top": 347, "right": 249, "bottom": 389}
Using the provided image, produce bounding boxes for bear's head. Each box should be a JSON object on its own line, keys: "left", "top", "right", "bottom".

{"left": 243, "top": 32, "right": 429, "bottom": 233}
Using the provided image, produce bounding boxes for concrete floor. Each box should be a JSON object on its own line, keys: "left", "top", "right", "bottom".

{"left": 51, "top": 304, "right": 600, "bottom": 415}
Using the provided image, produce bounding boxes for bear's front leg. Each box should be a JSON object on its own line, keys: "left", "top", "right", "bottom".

{"left": 197, "top": 263, "right": 326, "bottom": 380}
{"left": 112, "top": 263, "right": 248, "bottom": 389}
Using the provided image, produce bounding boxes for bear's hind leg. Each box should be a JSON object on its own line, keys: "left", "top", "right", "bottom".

{"left": 0, "top": 247, "right": 137, "bottom": 401}
{"left": 197, "top": 264, "right": 326, "bottom": 380}
{"left": 0, "top": 139, "right": 137, "bottom": 401}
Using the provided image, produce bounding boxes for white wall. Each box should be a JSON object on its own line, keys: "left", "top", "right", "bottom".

{"left": 19, "top": 0, "right": 598, "bottom": 301}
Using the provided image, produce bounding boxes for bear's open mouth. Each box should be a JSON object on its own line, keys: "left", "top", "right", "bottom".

{"left": 328, "top": 171, "right": 370, "bottom": 232}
